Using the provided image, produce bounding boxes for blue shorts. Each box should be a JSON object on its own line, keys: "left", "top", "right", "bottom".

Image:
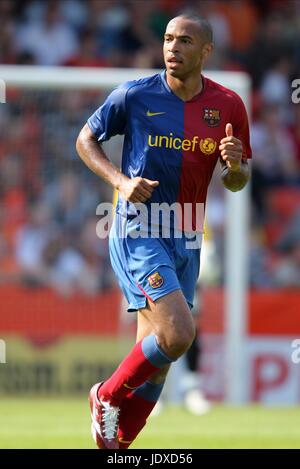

{"left": 109, "top": 214, "right": 201, "bottom": 312}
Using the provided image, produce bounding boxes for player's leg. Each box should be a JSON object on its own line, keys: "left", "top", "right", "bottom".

{"left": 89, "top": 215, "right": 195, "bottom": 449}
{"left": 99, "top": 288, "right": 194, "bottom": 404}
{"left": 91, "top": 289, "right": 194, "bottom": 449}
{"left": 117, "top": 310, "right": 171, "bottom": 448}
{"left": 116, "top": 232, "right": 203, "bottom": 447}
{"left": 98, "top": 214, "right": 195, "bottom": 403}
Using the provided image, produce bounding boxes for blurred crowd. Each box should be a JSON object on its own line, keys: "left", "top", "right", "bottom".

{"left": 0, "top": 0, "right": 300, "bottom": 294}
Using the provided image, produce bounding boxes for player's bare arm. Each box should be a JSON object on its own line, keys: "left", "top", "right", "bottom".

{"left": 76, "top": 124, "right": 159, "bottom": 203}
{"left": 219, "top": 123, "right": 250, "bottom": 192}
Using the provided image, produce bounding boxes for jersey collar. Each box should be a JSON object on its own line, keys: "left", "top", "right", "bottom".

{"left": 160, "top": 70, "right": 206, "bottom": 103}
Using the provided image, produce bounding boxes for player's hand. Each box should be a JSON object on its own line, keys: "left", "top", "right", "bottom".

{"left": 118, "top": 177, "right": 159, "bottom": 203}
{"left": 219, "top": 123, "right": 243, "bottom": 171}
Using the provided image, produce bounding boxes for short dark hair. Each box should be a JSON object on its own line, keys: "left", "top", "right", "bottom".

{"left": 175, "top": 12, "right": 213, "bottom": 44}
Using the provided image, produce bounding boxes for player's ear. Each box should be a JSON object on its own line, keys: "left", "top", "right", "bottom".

{"left": 202, "top": 42, "right": 213, "bottom": 60}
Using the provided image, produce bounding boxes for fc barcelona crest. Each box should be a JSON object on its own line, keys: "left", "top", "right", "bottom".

{"left": 203, "top": 108, "right": 221, "bottom": 127}
{"left": 148, "top": 272, "right": 164, "bottom": 289}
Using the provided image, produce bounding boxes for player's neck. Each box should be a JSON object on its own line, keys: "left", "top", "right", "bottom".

{"left": 166, "top": 73, "right": 203, "bottom": 102}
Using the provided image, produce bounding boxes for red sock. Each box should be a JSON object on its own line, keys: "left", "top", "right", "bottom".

{"left": 99, "top": 334, "right": 172, "bottom": 406}
{"left": 118, "top": 393, "right": 155, "bottom": 448}
{"left": 118, "top": 381, "right": 164, "bottom": 449}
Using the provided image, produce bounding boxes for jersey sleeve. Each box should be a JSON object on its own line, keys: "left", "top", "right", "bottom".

{"left": 87, "top": 85, "right": 128, "bottom": 142}
{"left": 231, "top": 95, "right": 252, "bottom": 161}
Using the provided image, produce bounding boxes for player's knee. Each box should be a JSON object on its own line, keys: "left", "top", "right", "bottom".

{"left": 157, "top": 321, "right": 196, "bottom": 360}
{"left": 174, "top": 325, "right": 196, "bottom": 357}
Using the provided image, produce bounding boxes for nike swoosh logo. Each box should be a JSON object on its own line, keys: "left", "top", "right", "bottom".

{"left": 123, "top": 383, "right": 137, "bottom": 390}
{"left": 118, "top": 437, "right": 133, "bottom": 444}
{"left": 146, "top": 110, "right": 166, "bottom": 117}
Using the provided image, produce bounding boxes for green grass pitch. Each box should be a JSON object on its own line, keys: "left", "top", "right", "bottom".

{"left": 0, "top": 398, "right": 299, "bottom": 449}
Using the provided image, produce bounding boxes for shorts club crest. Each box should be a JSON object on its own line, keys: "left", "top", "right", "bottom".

{"left": 148, "top": 272, "right": 164, "bottom": 289}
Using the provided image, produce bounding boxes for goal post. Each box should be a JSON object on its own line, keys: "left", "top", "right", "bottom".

{"left": 0, "top": 65, "right": 251, "bottom": 404}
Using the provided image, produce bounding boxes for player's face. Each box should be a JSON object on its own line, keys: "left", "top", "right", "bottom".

{"left": 163, "top": 18, "right": 212, "bottom": 79}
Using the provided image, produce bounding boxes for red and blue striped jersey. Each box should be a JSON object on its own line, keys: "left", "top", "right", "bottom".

{"left": 87, "top": 71, "right": 251, "bottom": 232}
